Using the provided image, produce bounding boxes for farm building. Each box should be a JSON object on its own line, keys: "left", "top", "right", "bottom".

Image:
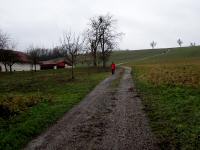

{"left": 0, "top": 49, "right": 71, "bottom": 72}
{"left": 0, "top": 49, "right": 40, "bottom": 72}
{"left": 40, "top": 57, "right": 72, "bottom": 70}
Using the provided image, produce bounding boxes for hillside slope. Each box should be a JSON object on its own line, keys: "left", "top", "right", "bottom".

{"left": 111, "top": 46, "right": 200, "bottom": 64}
{"left": 126, "top": 46, "right": 200, "bottom": 149}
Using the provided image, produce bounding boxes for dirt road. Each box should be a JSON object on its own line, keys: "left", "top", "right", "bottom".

{"left": 24, "top": 67, "right": 157, "bottom": 150}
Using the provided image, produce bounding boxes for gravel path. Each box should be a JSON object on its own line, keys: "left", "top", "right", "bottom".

{"left": 24, "top": 67, "right": 158, "bottom": 150}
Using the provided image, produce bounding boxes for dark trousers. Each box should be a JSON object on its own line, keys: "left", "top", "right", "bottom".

{"left": 112, "top": 69, "right": 115, "bottom": 75}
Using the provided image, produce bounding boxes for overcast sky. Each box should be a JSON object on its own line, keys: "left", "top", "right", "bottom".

{"left": 0, "top": 0, "right": 200, "bottom": 51}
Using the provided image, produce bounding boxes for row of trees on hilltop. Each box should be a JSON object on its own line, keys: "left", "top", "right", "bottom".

{"left": 27, "top": 47, "right": 68, "bottom": 61}
{"left": 150, "top": 38, "right": 197, "bottom": 49}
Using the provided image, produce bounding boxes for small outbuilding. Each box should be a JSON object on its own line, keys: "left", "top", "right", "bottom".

{"left": 40, "top": 57, "right": 72, "bottom": 70}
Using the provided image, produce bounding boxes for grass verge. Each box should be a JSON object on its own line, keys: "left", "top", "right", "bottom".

{"left": 0, "top": 67, "right": 109, "bottom": 150}
{"left": 132, "top": 65, "right": 200, "bottom": 150}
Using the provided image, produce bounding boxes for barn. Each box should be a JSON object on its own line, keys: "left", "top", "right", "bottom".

{"left": 40, "top": 57, "right": 72, "bottom": 70}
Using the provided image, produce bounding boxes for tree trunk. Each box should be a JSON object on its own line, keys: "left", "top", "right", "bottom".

{"left": 102, "top": 33, "right": 106, "bottom": 68}
{"left": 71, "top": 56, "right": 74, "bottom": 79}
{"left": 9, "top": 65, "right": 12, "bottom": 72}
{"left": 72, "top": 65, "right": 74, "bottom": 79}
{"left": 93, "top": 53, "right": 97, "bottom": 67}
{"left": 92, "top": 48, "right": 97, "bottom": 67}
{"left": 102, "top": 49, "right": 106, "bottom": 68}
{"left": 103, "top": 57, "right": 106, "bottom": 68}
{"left": 3, "top": 63, "right": 8, "bottom": 72}
{"left": 34, "top": 63, "right": 36, "bottom": 72}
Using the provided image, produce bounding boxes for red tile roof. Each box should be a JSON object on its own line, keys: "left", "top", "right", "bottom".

{"left": 40, "top": 57, "right": 72, "bottom": 66}
{"left": 0, "top": 49, "right": 31, "bottom": 63}
{"left": 14, "top": 51, "right": 31, "bottom": 63}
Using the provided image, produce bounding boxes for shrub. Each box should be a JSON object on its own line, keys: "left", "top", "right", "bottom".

{"left": 0, "top": 94, "right": 53, "bottom": 118}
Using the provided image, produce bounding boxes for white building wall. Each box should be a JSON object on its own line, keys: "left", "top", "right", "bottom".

{"left": 0, "top": 63, "right": 40, "bottom": 72}
{"left": 65, "top": 64, "right": 72, "bottom": 68}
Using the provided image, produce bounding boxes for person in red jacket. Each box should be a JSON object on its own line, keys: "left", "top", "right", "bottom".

{"left": 111, "top": 62, "right": 116, "bottom": 75}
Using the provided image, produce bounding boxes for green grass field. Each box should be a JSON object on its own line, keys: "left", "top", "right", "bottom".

{"left": 110, "top": 48, "right": 166, "bottom": 63}
{"left": 111, "top": 46, "right": 200, "bottom": 64}
{"left": 112, "top": 46, "right": 200, "bottom": 149}
{"left": 0, "top": 68, "right": 109, "bottom": 150}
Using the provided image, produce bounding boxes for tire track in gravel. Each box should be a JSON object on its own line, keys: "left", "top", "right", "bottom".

{"left": 24, "top": 67, "right": 158, "bottom": 150}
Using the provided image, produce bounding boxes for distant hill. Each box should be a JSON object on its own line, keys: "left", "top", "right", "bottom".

{"left": 111, "top": 46, "right": 200, "bottom": 64}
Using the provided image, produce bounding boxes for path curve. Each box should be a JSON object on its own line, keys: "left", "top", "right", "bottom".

{"left": 24, "top": 67, "right": 158, "bottom": 150}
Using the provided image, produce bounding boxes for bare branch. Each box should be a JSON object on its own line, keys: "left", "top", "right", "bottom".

{"left": 27, "top": 45, "right": 41, "bottom": 72}
{"left": 150, "top": 41, "right": 157, "bottom": 49}
{"left": 177, "top": 38, "right": 183, "bottom": 47}
{"left": 60, "top": 31, "right": 84, "bottom": 79}
{"left": 85, "top": 14, "right": 123, "bottom": 68}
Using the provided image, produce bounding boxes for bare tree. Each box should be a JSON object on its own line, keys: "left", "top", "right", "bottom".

{"left": 0, "top": 30, "right": 18, "bottom": 72}
{"left": 85, "top": 18, "right": 102, "bottom": 67}
{"left": 0, "top": 30, "right": 10, "bottom": 50}
{"left": 27, "top": 46, "right": 41, "bottom": 72}
{"left": 0, "top": 49, "right": 9, "bottom": 72}
{"left": 61, "top": 32, "right": 83, "bottom": 79}
{"left": 7, "top": 51, "right": 19, "bottom": 72}
{"left": 85, "top": 14, "right": 122, "bottom": 68}
{"left": 0, "top": 49, "right": 19, "bottom": 72}
{"left": 98, "top": 15, "right": 122, "bottom": 68}
{"left": 190, "top": 42, "right": 196, "bottom": 47}
{"left": 150, "top": 41, "right": 157, "bottom": 49}
{"left": 0, "top": 30, "right": 10, "bottom": 71}
{"left": 177, "top": 38, "right": 183, "bottom": 47}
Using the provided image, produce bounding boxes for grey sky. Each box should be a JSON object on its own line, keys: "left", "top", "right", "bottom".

{"left": 0, "top": 0, "right": 200, "bottom": 51}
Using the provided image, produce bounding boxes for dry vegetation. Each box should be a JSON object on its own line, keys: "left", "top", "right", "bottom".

{"left": 134, "top": 60, "right": 200, "bottom": 88}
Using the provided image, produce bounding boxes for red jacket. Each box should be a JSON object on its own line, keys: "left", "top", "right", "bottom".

{"left": 111, "top": 63, "right": 116, "bottom": 70}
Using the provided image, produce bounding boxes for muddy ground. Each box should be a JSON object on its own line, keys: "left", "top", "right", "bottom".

{"left": 24, "top": 67, "right": 158, "bottom": 150}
